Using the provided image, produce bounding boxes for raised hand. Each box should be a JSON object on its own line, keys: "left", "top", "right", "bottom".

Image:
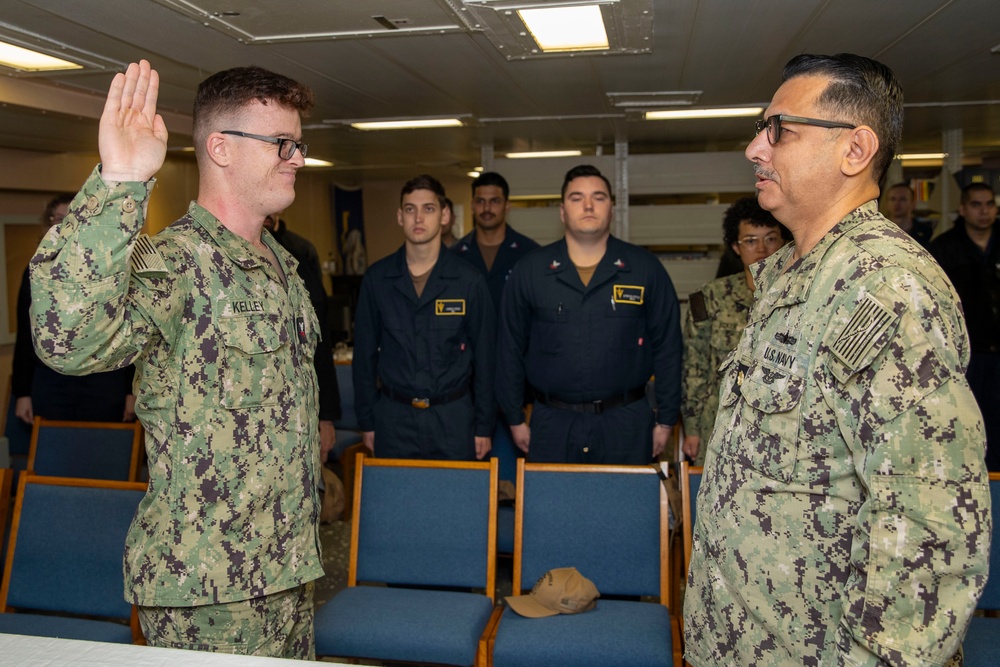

{"left": 98, "top": 60, "right": 168, "bottom": 183}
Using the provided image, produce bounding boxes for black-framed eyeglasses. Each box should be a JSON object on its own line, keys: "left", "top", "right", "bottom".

{"left": 754, "top": 114, "right": 856, "bottom": 145}
{"left": 220, "top": 130, "right": 308, "bottom": 160}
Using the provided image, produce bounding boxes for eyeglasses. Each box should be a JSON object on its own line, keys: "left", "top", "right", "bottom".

{"left": 754, "top": 114, "right": 856, "bottom": 145}
{"left": 737, "top": 234, "right": 784, "bottom": 250}
{"left": 220, "top": 130, "right": 308, "bottom": 160}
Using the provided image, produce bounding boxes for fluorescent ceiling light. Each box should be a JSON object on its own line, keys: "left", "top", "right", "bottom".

{"left": 644, "top": 107, "right": 763, "bottom": 120}
{"left": 506, "top": 150, "right": 583, "bottom": 159}
{"left": 517, "top": 5, "right": 609, "bottom": 52}
{"left": 898, "top": 152, "right": 948, "bottom": 160}
{"left": 0, "top": 40, "right": 83, "bottom": 71}
{"left": 467, "top": 171, "right": 483, "bottom": 178}
{"left": 350, "top": 118, "right": 463, "bottom": 130}
{"left": 304, "top": 158, "right": 334, "bottom": 167}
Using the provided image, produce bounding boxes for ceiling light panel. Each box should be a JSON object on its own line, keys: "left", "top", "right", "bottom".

{"left": 0, "top": 22, "right": 123, "bottom": 76}
{"left": 462, "top": 0, "right": 652, "bottom": 60}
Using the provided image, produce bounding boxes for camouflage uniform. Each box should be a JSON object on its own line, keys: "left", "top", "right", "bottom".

{"left": 684, "top": 202, "right": 991, "bottom": 666}
{"left": 29, "top": 168, "right": 325, "bottom": 609}
{"left": 681, "top": 272, "right": 754, "bottom": 466}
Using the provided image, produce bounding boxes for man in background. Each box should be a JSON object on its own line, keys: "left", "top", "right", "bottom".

{"left": 353, "top": 175, "right": 495, "bottom": 460}
{"left": 453, "top": 171, "right": 538, "bottom": 313}
{"left": 680, "top": 197, "right": 788, "bottom": 466}
{"left": 884, "top": 181, "right": 934, "bottom": 246}
{"left": 14, "top": 193, "right": 135, "bottom": 424}
{"left": 264, "top": 213, "right": 341, "bottom": 463}
{"left": 440, "top": 197, "right": 459, "bottom": 248}
{"left": 496, "top": 164, "right": 681, "bottom": 464}
{"left": 930, "top": 182, "right": 1000, "bottom": 470}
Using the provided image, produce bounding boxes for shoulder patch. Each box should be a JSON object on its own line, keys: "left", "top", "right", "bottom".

{"left": 129, "top": 234, "right": 167, "bottom": 275}
{"left": 831, "top": 293, "right": 898, "bottom": 372}
{"left": 689, "top": 291, "right": 708, "bottom": 322}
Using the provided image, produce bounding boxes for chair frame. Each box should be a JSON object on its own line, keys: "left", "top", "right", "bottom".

{"left": 0, "top": 467, "right": 13, "bottom": 550}
{"left": 0, "top": 473, "right": 147, "bottom": 642}
{"left": 28, "top": 416, "right": 143, "bottom": 482}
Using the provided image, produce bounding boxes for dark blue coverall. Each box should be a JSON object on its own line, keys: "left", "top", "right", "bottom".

{"left": 451, "top": 226, "right": 539, "bottom": 315}
{"left": 496, "top": 236, "right": 682, "bottom": 464}
{"left": 353, "top": 245, "right": 496, "bottom": 460}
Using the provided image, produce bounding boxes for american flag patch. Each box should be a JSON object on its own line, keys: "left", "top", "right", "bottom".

{"left": 129, "top": 234, "right": 167, "bottom": 274}
{"left": 831, "top": 294, "right": 896, "bottom": 371}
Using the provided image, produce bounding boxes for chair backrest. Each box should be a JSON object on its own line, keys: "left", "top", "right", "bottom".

{"left": 0, "top": 474, "right": 146, "bottom": 619}
{"left": 680, "top": 463, "right": 703, "bottom": 577}
{"left": 349, "top": 454, "right": 499, "bottom": 601}
{"left": 513, "top": 461, "right": 670, "bottom": 607}
{"left": 979, "top": 472, "right": 1000, "bottom": 610}
{"left": 2, "top": 377, "right": 32, "bottom": 457}
{"left": 28, "top": 417, "right": 143, "bottom": 481}
{"left": 336, "top": 363, "right": 359, "bottom": 431}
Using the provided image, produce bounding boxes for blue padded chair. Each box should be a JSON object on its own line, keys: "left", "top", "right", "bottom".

{"left": 0, "top": 474, "right": 146, "bottom": 642}
{"left": 963, "top": 471, "right": 1000, "bottom": 667}
{"left": 28, "top": 417, "right": 143, "bottom": 482}
{"left": 680, "top": 462, "right": 703, "bottom": 577}
{"left": 315, "top": 454, "right": 499, "bottom": 666}
{"left": 486, "top": 460, "right": 679, "bottom": 667}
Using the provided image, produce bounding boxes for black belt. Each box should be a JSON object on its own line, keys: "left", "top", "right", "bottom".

{"left": 381, "top": 384, "right": 470, "bottom": 410}
{"left": 534, "top": 385, "right": 647, "bottom": 415}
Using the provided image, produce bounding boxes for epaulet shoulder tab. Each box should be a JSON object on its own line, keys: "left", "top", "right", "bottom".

{"left": 130, "top": 234, "right": 168, "bottom": 275}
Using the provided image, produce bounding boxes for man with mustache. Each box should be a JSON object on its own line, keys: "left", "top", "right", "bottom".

{"left": 453, "top": 171, "right": 539, "bottom": 314}
{"left": 684, "top": 54, "right": 990, "bottom": 666}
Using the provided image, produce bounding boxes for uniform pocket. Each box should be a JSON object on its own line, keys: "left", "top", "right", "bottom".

{"left": 218, "top": 314, "right": 288, "bottom": 409}
{"left": 532, "top": 307, "right": 567, "bottom": 355}
{"left": 733, "top": 362, "right": 804, "bottom": 483}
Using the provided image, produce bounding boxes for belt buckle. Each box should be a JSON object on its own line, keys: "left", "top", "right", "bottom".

{"left": 411, "top": 397, "right": 431, "bottom": 409}
{"left": 591, "top": 400, "right": 604, "bottom": 415}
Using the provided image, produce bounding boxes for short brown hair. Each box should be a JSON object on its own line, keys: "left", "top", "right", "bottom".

{"left": 193, "top": 66, "right": 314, "bottom": 159}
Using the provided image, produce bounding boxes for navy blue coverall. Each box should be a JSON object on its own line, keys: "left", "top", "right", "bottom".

{"left": 496, "top": 236, "right": 682, "bottom": 464}
{"left": 452, "top": 226, "right": 539, "bottom": 315}
{"left": 353, "top": 245, "right": 496, "bottom": 460}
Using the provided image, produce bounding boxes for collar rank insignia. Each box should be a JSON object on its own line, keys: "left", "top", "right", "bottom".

{"left": 511, "top": 241, "right": 519, "bottom": 248}
{"left": 614, "top": 258, "right": 625, "bottom": 268}
{"left": 550, "top": 260, "right": 561, "bottom": 269}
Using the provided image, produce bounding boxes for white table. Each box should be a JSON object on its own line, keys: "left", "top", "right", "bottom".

{"left": 0, "top": 633, "right": 351, "bottom": 665}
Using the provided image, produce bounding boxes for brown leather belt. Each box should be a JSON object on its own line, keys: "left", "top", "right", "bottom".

{"left": 381, "top": 384, "right": 470, "bottom": 409}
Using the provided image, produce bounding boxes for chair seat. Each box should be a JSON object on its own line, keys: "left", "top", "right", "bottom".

{"left": 0, "top": 613, "right": 134, "bottom": 644}
{"left": 492, "top": 599, "right": 673, "bottom": 667}
{"left": 315, "top": 586, "right": 494, "bottom": 666}
{"left": 963, "top": 615, "right": 1000, "bottom": 667}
